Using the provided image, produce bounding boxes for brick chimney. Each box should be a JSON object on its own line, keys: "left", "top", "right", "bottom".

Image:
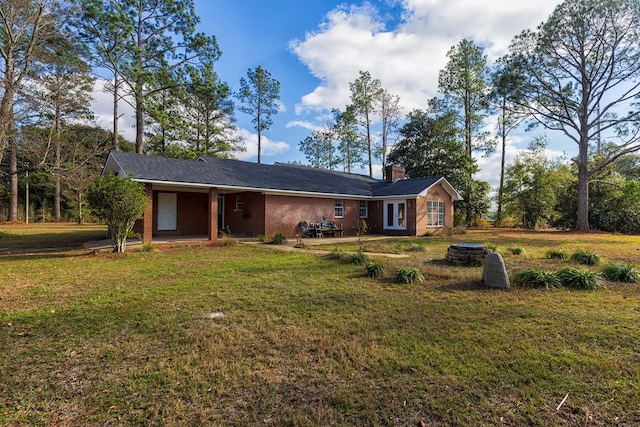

{"left": 385, "top": 165, "right": 406, "bottom": 183}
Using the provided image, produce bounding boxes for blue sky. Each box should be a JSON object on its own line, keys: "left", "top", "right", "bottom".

{"left": 91, "top": 0, "right": 570, "bottom": 186}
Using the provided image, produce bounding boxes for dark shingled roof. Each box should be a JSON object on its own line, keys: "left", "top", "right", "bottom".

{"left": 104, "top": 151, "right": 457, "bottom": 199}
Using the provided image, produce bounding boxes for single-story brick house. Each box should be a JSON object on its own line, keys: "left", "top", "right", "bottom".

{"left": 102, "top": 151, "right": 462, "bottom": 243}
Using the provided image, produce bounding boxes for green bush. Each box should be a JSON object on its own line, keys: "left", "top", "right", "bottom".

{"left": 346, "top": 252, "right": 367, "bottom": 265}
{"left": 571, "top": 249, "right": 601, "bottom": 265}
{"left": 365, "top": 261, "right": 384, "bottom": 278}
{"left": 485, "top": 243, "right": 498, "bottom": 252}
{"left": 507, "top": 246, "right": 525, "bottom": 255}
{"left": 451, "top": 227, "right": 468, "bottom": 235}
{"left": 87, "top": 174, "right": 149, "bottom": 253}
{"left": 512, "top": 268, "right": 562, "bottom": 289}
{"left": 257, "top": 234, "right": 268, "bottom": 242}
{"left": 556, "top": 267, "right": 605, "bottom": 290}
{"left": 601, "top": 262, "right": 640, "bottom": 283}
{"left": 270, "top": 233, "right": 288, "bottom": 245}
{"left": 407, "top": 242, "right": 426, "bottom": 252}
{"left": 394, "top": 267, "right": 425, "bottom": 284}
{"left": 545, "top": 249, "right": 568, "bottom": 260}
{"left": 221, "top": 234, "right": 238, "bottom": 247}
{"left": 331, "top": 248, "right": 345, "bottom": 260}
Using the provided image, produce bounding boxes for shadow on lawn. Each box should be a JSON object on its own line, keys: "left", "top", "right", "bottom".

{"left": 0, "top": 250, "right": 100, "bottom": 262}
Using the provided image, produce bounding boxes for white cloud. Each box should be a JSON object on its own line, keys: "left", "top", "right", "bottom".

{"left": 90, "top": 78, "right": 137, "bottom": 143}
{"left": 232, "top": 128, "right": 290, "bottom": 161}
{"left": 290, "top": 0, "right": 560, "bottom": 117}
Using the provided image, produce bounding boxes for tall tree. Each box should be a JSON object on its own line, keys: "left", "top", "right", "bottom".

{"left": 144, "top": 79, "right": 182, "bottom": 156}
{"left": 503, "top": 138, "right": 559, "bottom": 229}
{"left": 387, "top": 108, "right": 474, "bottom": 187}
{"left": 348, "top": 70, "right": 383, "bottom": 177}
{"left": 298, "top": 127, "right": 336, "bottom": 169}
{"left": 0, "top": 0, "right": 57, "bottom": 221}
{"left": 332, "top": 106, "right": 365, "bottom": 173}
{"left": 58, "top": 125, "right": 111, "bottom": 223}
{"left": 507, "top": 0, "right": 640, "bottom": 230}
{"left": 82, "top": 0, "right": 220, "bottom": 154}
{"left": 489, "top": 60, "right": 527, "bottom": 226}
{"left": 438, "top": 39, "right": 492, "bottom": 226}
{"left": 236, "top": 65, "right": 280, "bottom": 164}
{"left": 79, "top": 0, "right": 132, "bottom": 151}
{"left": 28, "top": 29, "right": 94, "bottom": 220}
{"left": 181, "top": 62, "right": 241, "bottom": 157}
{"left": 377, "top": 88, "right": 402, "bottom": 180}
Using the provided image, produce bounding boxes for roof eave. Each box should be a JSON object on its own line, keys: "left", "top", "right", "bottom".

{"left": 132, "top": 178, "right": 373, "bottom": 199}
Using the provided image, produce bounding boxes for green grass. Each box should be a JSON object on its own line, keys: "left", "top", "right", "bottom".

{"left": 0, "top": 222, "right": 106, "bottom": 250}
{"left": 1, "top": 226, "right": 640, "bottom": 425}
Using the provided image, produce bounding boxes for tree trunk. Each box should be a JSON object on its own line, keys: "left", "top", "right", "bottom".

{"left": 8, "top": 126, "right": 18, "bottom": 222}
{"left": 257, "top": 129, "right": 262, "bottom": 164}
{"left": 495, "top": 105, "right": 507, "bottom": 227}
{"left": 54, "top": 103, "right": 62, "bottom": 220}
{"left": 366, "top": 112, "right": 372, "bottom": 177}
{"left": 256, "top": 99, "right": 262, "bottom": 164}
{"left": 78, "top": 193, "right": 83, "bottom": 224}
{"left": 0, "top": 83, "right": 16, "bottom": 167}
{"left": 135, "top": 7, "right": 144, "bottom": 154}
{"left": 135, "top": 82, "right": 144, "bottom": 154}
{"left": 464, "top": 90, "right": 473, "bottom": 228}
{"left": 113, "top": 73, "right": 120, "bottom": 151}
{"left": 576, "top": 151, "right": 590, "bottom": 231}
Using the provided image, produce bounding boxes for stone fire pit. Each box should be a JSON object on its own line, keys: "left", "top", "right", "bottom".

{"left": 446, "top": 243, "right": 490, "bottom": 265}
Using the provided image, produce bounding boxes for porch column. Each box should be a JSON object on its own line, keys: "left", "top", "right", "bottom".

{"left": 208, "top": 188, "right": 218, "bottom": 243}
{"left": 142, "top": 183, "right": 153, "bottom": 244}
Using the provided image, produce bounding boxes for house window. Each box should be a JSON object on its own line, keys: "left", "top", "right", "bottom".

{"left": 427, "top": 200, "right": 445, "bottom": 226}
{"left": 335, "top": 198, "right": 344, "bottom": 218}
{"left": 359, "top": 200, "right": 368, "bottom": 218}
{"left": 235, "top": 195, "right": 243, "bottom": 211}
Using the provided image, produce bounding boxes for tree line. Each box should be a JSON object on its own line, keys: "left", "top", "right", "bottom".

{"left": 3, "top": 0, "right": 640, "bottom": 233}
{"left": 0, "top": 0, "right": 280, "bottom": 223}
{"left": 299, "top": 0, "right": 640, "bottom": 232}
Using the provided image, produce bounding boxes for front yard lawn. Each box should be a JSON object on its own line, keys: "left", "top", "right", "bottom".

{"left": 1, "top": 227, "right": 639, "bottom": 425}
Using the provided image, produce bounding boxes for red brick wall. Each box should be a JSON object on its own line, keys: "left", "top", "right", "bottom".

{"left": 368, "top": 200, "right": 384, "bottom": 234}
{"left": 263, "top": 195, "right": 365, "bottom": 237}
{"left": 416, "top": 182, "right": 454, "bottom": 235}
{"left": 368, "top": 189, "right": 454, "bottom": 236}
{"left": 176, "top": 192, "right": 209, "bottom": 235}
{"left": 223, "top": 192, "right": 266, "bottom": 237}
{"left": 134, "top": 190, "right": 210, "bottom": 238}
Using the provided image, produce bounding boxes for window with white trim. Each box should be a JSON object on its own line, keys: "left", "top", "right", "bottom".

{"left": 427, "top": 200, "right": 445, "bottom": 226}
{"left": 334, "top": 198, "right": 344, "bottom": 218}
{"left": 359, "top": 200, "right": 368, "bottom": 218}
{"left": 235, "top": 195, "right": 243, "bottom": 211}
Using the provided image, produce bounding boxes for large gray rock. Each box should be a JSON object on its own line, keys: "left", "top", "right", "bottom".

{"left": 483, "top": 252, "right": 510, "bottom": 289}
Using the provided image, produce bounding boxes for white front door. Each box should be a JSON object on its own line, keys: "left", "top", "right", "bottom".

{"left": 157, "top": 193, "right": 177, "bottom": 231}
{"left": 383, "top": 200, "right": 407, "bottom": 230}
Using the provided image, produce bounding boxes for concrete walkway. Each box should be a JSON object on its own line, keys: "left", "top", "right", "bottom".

{"left": 244, "top": 235, "right": 410, "bottom": 258}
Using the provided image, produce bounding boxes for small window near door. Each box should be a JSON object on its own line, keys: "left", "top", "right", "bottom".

{"left": 335, "top": 198, "right": 344, "bottom": 218}
{"left": 359, "top": 200, "right": 368, "bottom": 218}
{"left": 235, "top": 195, "right": 243, "bottom": 212}
{"left": 427, "top": 200, "right": 445, "bottom": 226}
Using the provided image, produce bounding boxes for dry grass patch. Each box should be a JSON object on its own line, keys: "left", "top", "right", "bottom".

{"left": 1, "top": 229, "right": 640, "bottom": 425}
